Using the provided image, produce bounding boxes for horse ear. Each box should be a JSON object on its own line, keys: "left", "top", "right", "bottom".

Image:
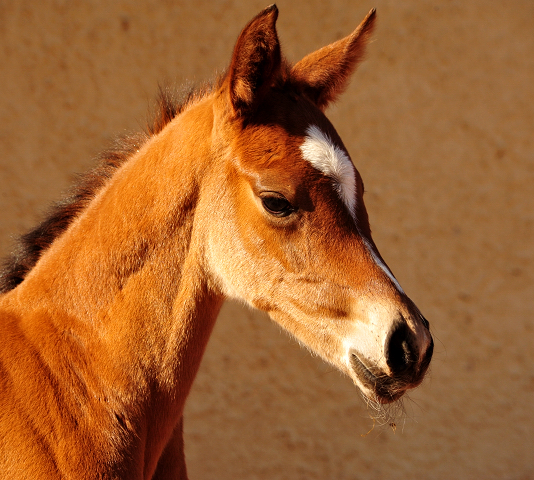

{"left": 291, "top": 9, "right": 376, "bottom": 111}
{"left": 227, "top": 5, "right": 282, "bottom": 117}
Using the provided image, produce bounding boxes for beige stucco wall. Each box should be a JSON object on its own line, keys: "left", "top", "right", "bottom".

{"left": 1, "top": 1, "right": 533, "bottom": 478}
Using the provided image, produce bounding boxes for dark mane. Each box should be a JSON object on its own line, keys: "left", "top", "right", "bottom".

{"left": 0, "top": 82, "right": 216, "bottom": 294}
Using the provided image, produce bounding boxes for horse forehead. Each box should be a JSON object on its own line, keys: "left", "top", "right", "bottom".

{"left": 299, "top": 125, "right": 356, "bottom": 219}
{"left": 235, "top": 120, "right": 357, "bottom": 217}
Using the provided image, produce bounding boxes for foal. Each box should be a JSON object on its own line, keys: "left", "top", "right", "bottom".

{"left": 0, "top": 6, "right": 432, "bottom": 479}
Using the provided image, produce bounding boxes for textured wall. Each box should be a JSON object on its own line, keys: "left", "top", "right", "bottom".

{"left": 1, "top": 1, "right": 533, "bottom": 478}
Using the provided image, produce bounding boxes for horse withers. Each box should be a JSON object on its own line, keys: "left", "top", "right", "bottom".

{"left": 0, "top": 6, "right": 433, "bottom": 479}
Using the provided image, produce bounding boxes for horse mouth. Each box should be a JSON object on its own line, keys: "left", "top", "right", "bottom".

{"left": 349, "top": 353, "right": 406, "bottom": 404}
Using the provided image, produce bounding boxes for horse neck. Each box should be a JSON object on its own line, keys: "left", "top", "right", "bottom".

{"left": 4, "top": 95, "right": 224, "bottom": 460}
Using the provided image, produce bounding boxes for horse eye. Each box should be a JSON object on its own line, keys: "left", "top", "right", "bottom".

{"left": 261, "top": 194, "right": 294, "bottom": 217}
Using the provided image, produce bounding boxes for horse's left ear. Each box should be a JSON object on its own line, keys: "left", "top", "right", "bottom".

{"left": 291, "top": 9, "right": 376, "bottom": 111}
{"left": 226, "top": 5, "right": 282, "bottom": 117}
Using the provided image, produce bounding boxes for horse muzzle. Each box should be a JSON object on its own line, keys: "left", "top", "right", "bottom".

{"left": 349, "top": 317, "right": 434, "bottom": 403}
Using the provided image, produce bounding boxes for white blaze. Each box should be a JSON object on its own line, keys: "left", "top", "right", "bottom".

{"left": 299, "top": 125, "right": 356, "bottom": 218}
{"left": 300, "top": 124, "right": 404, "bottom": 295}
{"left": 362, "top": 237, "right": 405, "bottom": 294}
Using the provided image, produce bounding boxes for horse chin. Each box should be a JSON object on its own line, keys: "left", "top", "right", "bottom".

{"left": 373, "top": 389, "right": 406, "bottom": 405}
{"left": 349, "top": 352, "right": 408, "bottom": 405}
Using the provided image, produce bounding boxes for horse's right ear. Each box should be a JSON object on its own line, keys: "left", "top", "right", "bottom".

{"left": 226, "top": 5, "right": 281, "bottom": 117}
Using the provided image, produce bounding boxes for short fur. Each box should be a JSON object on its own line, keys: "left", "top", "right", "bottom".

{"left": 0, "top": 85, "right": 217, "bottom": 294}
{"left": 0, "top": 6, "right": 432, "bottom": 479}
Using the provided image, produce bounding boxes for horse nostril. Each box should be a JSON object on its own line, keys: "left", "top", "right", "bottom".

{"left": 420, "top": 314, "right": 430, "bottom": 330}
{"left": 386, "top": 321, "right": 417, "bottom": 374}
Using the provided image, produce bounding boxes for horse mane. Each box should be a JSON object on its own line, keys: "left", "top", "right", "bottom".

{"left": 0, "top": 81, "right": 217, "bottom": 294}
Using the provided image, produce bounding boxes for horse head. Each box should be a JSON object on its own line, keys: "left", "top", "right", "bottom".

{"left": 201, "top": 6, "right": 433, "bottom": 404}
